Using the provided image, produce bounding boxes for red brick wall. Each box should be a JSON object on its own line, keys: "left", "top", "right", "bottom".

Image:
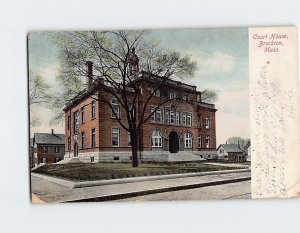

{"left": 64, "top": 80, "right": 217, "bottom": 154}
{"left": 37, "top": 145, "right": 65, "bottom": 164}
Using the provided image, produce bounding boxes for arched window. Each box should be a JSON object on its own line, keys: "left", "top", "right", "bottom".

{"left": 152, "top": 129, "right": 163, "bottom": 147}
{"left": 184, "top": 132, "right": 193, "bottom": 148}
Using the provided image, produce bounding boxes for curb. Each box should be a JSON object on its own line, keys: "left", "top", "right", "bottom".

{"left": 64, "top": 176, "right": 251, "bottom": 202}
{"left": 32, "top": 168, "right": 250, "bottom": 189}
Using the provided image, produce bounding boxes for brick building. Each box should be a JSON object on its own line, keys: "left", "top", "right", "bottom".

{"left": 33, "top": 130, "right": 65, "bottom": 165}
{"left": 63, "top": 51, "right": 217, "bottom": 163}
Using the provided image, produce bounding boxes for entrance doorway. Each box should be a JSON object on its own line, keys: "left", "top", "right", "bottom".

{"left": 74, "top": 142, "right": 79, "bottom": 157}
{"left": 169, "top": 131, "right": 179, "bottom": 153}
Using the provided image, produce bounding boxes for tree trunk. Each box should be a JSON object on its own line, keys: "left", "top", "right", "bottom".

{"left": 130, "top": 129, "right": 139, "bottom": 167}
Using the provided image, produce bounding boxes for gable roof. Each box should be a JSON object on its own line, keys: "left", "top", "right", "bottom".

{"left": 217, "top": 144, "right": 243, "bottom": 153}
{"left": 33, "top": 133, "right": 65, "bottom": 145}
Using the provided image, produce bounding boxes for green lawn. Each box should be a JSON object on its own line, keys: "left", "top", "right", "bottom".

{"left": 32, "top": 162, "right": 244, "bottom": 182}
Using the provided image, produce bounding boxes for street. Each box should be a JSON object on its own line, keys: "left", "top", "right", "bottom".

{"left": 120, "top": 180, "right": 251, "bottom": 201}
{"left": 31, "top": 170, "right": 251, "bottom": 203}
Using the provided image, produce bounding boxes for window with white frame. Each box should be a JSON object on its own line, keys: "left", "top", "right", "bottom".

{"left": 165, "top": 109, "right": 169, "bottom": 123}
{"left": 184, "top": 132, "right": 193, "bottom": 148}
{"left": 151, "top": 129, "right": 163, "bottom": 147}
{"left": 111, "top": 99, "right": 120, "bottom": 119}
{"left": 156, "top": 108, "right": 162, "bottom": 122}
{"left": 54, "top": 146, "right": 59, "bottom": 153}
{"left": 187, "top": 113, "right": 192, "bottom": 126}
{"left": 170, "top": 110, "right": 175, "bottom": 124}
{"left": 198, "top": 134, "right": 202, "bottom": 148}
{"left": 205, "top": 116, "right": 210, "bottom": 129}
{"left": 91, "top": 128, "right": 96, "bottom": 147}
{"left": 176, "top": 112, "right": 180, "bottom": 124}
{"left": 127, "top": 132, "right": 131, "bottom": 147}
{"left": 182, "top": 113, "right": 186, "bottom": 125}
{"left": 206, "top": 135, "right": 210, "bottom": 148}
{"left": 74, "top": 111, "right": 79, "bottom": 134}
{"left": 81, "top": 107, "right": 85, "bottom": 124}
{"left": 91, "top": 100, "right": 96, "bottom": 119}
{"left": 150, "top": 108, "right": 155, "bottom": 122}
{"left": 111, "top": 128, "right": 120, "bottom": 147}
{"left": 169, "top": 91, "right": 177, "bottom": 99}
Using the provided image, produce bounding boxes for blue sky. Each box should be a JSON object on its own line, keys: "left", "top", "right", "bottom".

{"left": 28, "top": 28, "right": 250, "bottom": 144}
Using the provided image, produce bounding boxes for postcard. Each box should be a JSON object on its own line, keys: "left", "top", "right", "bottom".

{"left": 28, "top": 26, "right": 299, "bottom": 203}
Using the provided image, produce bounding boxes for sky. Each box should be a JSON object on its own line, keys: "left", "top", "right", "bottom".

{"left": 28, "top": 28, "right": 250, "bottom": 145}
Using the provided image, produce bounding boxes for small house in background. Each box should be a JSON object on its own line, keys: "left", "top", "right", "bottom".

{"left": 33, "top": 129, "right": 65, "bottom": 165}
{"left": 30, "top": 138, "right": 34, "bottom": 168}
{"left": 244, "top": 140, "right": 251, "bottom": 161}
{"left": 216, "top": 142, "right": 247, "bottom": 162}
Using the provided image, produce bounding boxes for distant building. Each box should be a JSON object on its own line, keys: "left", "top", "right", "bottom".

{"left": 244, "top": 140, "right": 251, "bottom": 161}
{"left": 30, "top": 138, "right": 34, "bottom": 168}
{"left": 33, "top": 130, "right": 65, "bottom": 165}
{"left": 217, "top": 143, "right": 247, "bottom": 162}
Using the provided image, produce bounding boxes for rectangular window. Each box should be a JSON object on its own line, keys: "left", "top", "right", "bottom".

{"left": 74, "top": 111, "right": 79, "bottom": 134}
{"left": 156, "top": 109, "right": 161, "bottom": 122}
{"left": 40, "top": 146, "right": 47, "bottom": 153}
{"left": 81, "top": 107, "right": 85, "bottom": 124}
{"left": 91, "top": 128, "right": 96, "bottom": 148}
{"left": 170, "top": 110, "right": 175, "bottom": 124}
{"left": 198, "top": 135, "right": 202, "bottom": 148}
{"left": 198, "top": 115, "right": 203, "bottom": 128}
{"left": 182, "top": 113, "right": 186, "bottom": 125}
{"left": 90, "top": 157, "right": 95, "bottom": 162}
{"left": 111, "top": 99, "right": 120, "bottom": 119}
{"left": 112, "top": 128, "right": 120, "bottom": 147}
{"left": 169, "top": 91, "right": 177, "bottom": 99}
{"left": 176, "top": 112, "right": 180, "bottom": 124}
{"left": 67, "top": 114, "right": 71, "bottom": 130}
{"left": 187, "top": 113, "right": 192, "bottom": 126}
{"left": 54, "top": 146, "right": 59, "bottom": 153}
{"left": 206, "top": 135, "right": 210, "bottom": 148}
{"left": 81, "top": 131, "right": 85, "bottom": 149}
{"left": 91, "top": 101, "right": 96, "bottom": 119}
{"left": 68, "top": 137, "right": 71, "bottom": 151}
{"left": 205, "top": 116, "right": 210, "bottom": 129}
{"left": 150, "top": 108, "right": 155, "bottom": 122}
{"left": 153, "top": 89, "right": 160, "bottom": 97}
{"left": 128, "top": 132, "right": 131, "bottom": 147}
{"left": 165, "top": 109, "right": 169, "bottom": 123}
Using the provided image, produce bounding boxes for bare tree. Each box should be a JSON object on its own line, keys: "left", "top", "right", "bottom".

{"left": 201, "top": 89, "right": 217, "bottom": 104}
{"left": 52, "top": 30, "right": 197, "bottom": 167}
{"left": 29, "top": 71, "right": 52, "bottom": 126}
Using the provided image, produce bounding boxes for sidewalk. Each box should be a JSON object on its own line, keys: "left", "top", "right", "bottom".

{"left": 31, "top": 170, "right": 251, "bottom": 203}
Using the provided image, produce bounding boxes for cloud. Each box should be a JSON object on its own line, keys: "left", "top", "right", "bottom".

{"left": 190, "top": 51, "right": 236, "bottom": 74}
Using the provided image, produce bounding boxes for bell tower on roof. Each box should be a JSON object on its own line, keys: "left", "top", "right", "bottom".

{"left": 128, "top": 47, "right": 139, "bottom": 77}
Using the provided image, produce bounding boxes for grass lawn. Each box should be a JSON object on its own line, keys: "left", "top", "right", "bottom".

{"left": 32, "top": 162, "right": 244, "bottom": 182}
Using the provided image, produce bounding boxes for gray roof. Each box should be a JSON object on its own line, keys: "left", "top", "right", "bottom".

{"left": 218, "top": 144, "right": 243, "bottom": 153}
{"left": 34, "top": 133, "right": 65, "bottom": 145}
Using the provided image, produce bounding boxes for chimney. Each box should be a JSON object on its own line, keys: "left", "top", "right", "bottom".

{"left": 128, "top": 47, "right": 139, "bottom": 77}
{"left": 85, "top": 61, "right": 93, "bottom": 88}
{"left": 51, "top": 129, "right": 54, "bottom": 135}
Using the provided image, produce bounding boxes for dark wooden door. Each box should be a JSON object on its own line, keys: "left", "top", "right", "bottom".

{"left": 169, "top": 131, "right": 179, "bottom": 153}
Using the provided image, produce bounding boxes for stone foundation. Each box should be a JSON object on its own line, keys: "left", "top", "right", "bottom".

{"left": 63, "top": 150, "right": 218, "bottom": 163}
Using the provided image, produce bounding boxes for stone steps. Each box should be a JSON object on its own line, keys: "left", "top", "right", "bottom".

{"left": 56, "top": 157, "right": 82, "bottom": 164}
{"left": 167, "top": 153, "right": 205, "bottom": 162}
